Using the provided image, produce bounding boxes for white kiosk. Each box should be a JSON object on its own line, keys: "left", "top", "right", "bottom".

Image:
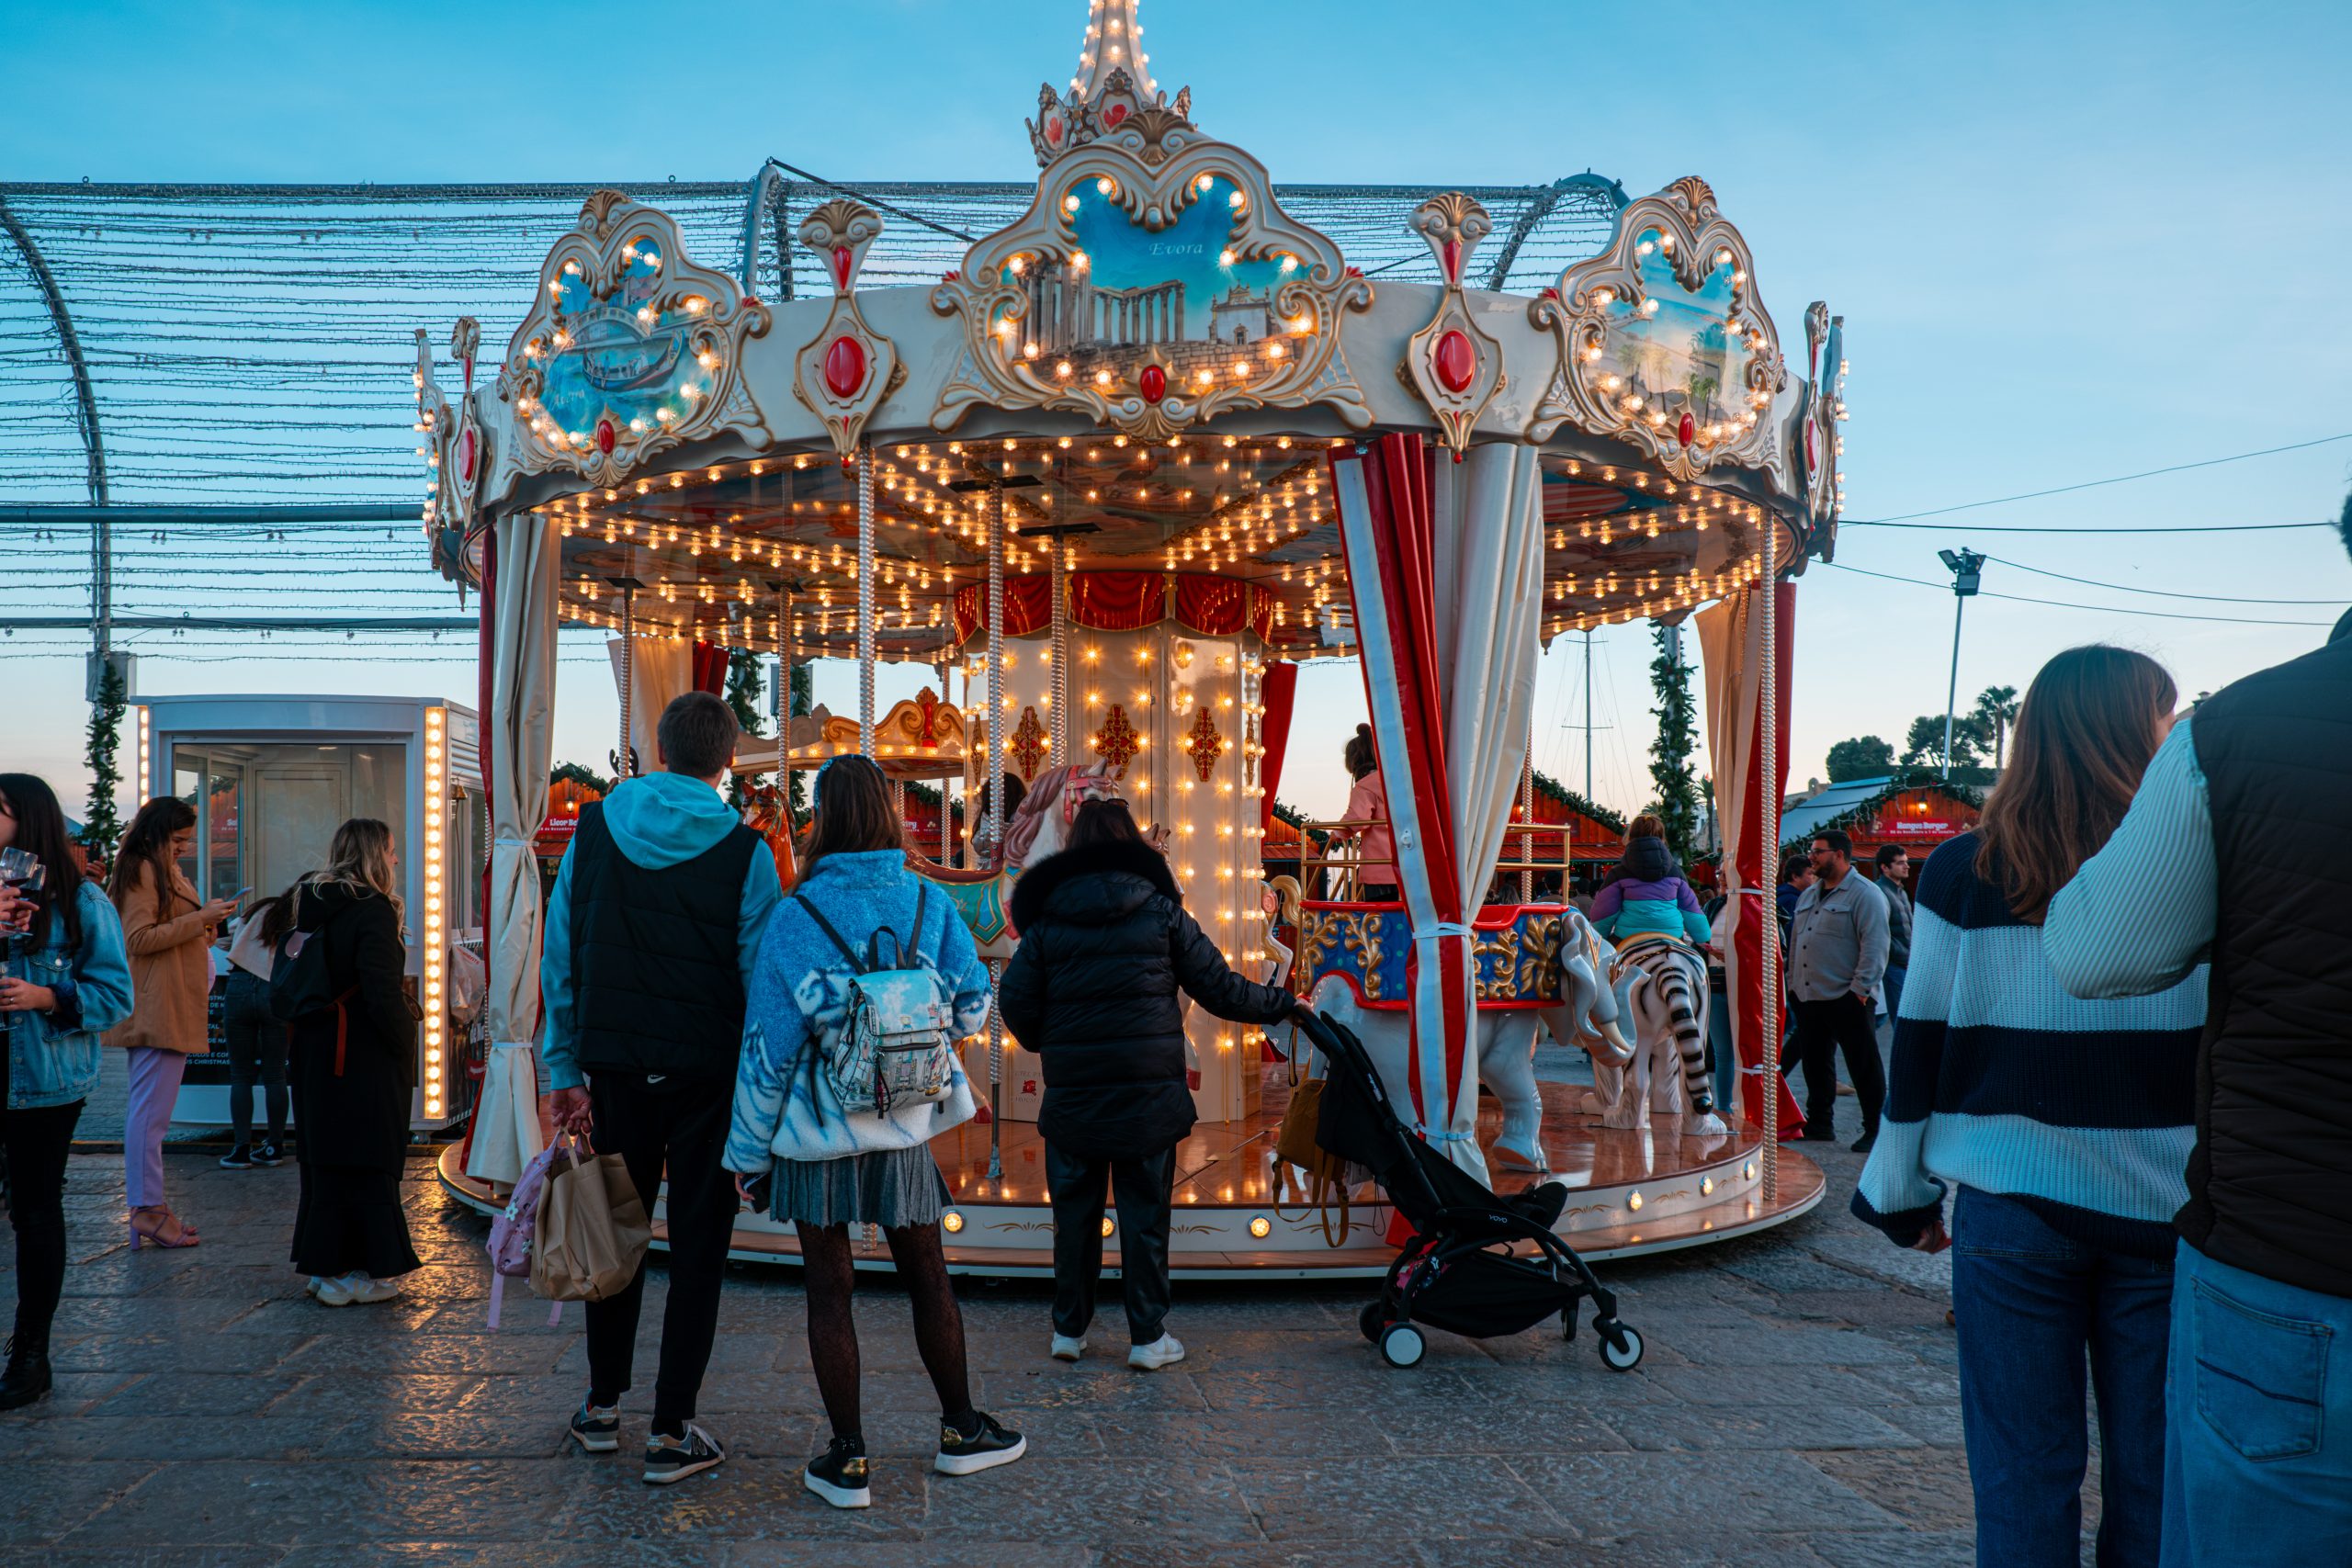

{"left": 132, "top": 694, "right": 487, "bottom": 1134}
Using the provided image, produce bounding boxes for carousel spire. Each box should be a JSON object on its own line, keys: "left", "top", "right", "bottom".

{"left": 1069, "top": 0, "right": 1156, "bottom": 103}
{"left": 1029, "top": 0, "right": 1192, "bottom": 167}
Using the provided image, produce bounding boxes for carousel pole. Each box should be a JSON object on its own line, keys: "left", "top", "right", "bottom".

{"left": 856, "top": 445, "right": 876, "bottom": 756}
{"left": 1758, "top": 520, "right": 1781, "bottom": 1201}
{"left": 1048, "top": 536, "right": 1070, "bottom": 765}
{"left": 615, "top": 563, "right": 636, "bottom": 778}
{"left": 938, "top": 654, "right": 956, "bottom": 864}
{"left": 985, "top": 479, "right": 1008, "bottom": 1182}
{"left": 1518, "top": 750, "right": 1534, "bottom": 903}
{"left": 775, "top": 585, "right": 791, "bottom": 789}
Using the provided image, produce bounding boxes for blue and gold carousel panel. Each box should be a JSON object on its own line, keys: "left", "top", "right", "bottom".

{"left": 1592, "top": 228, "right": 1758, "bottom": 451}
{"left": 535, "top": 238, "right": 722, "bottom": 446}
{"left": 1295, "top": 904, "right": 1566, "bottom": 1011}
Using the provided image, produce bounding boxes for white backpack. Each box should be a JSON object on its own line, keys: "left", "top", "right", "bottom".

{"left": 796, "top": 885, "right": 958, "bottom": 1116}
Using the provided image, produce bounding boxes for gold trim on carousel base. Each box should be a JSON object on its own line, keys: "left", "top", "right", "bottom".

{"left": 435, "top": 1076, "right": 1825, "bottom": 1280}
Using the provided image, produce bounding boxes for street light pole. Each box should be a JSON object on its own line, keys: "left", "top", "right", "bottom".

{"left": 1938, "top": 549, "right": 1985, "bottom": 777}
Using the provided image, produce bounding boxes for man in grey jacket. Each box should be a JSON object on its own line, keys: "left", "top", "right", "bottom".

{"left": 1871, "top": 844, "right": 1914, "bottom": 1033}
{"left": 1785, "top": 829, "right": 1891, "bottom": 1151}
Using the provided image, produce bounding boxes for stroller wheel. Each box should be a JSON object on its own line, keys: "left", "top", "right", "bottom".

{"left": 1596, "top": 1322, "right": 1645, "bottom": 1371}
{"left": 1359, "top": 1302, "right": 1387, "bottom": 1343}
{"left": 1378, "top": 1323, "right": 1427, "bottom": 1369}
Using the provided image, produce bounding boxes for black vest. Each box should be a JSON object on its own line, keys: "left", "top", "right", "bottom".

{"left": 2186, "top": 633, "right": 2352, "bottom": 1298}
{"left": 569, "top": 799, "right": 759, "bottom": 1084}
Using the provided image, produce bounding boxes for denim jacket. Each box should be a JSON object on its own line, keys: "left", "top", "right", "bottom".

{"left": 7, "top": 880, "right": 135, "bottom": 1110}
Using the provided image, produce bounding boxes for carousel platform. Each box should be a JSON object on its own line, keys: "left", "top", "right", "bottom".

{"left": 435, "top": 1072, "right": 1822, "bottom": 1280}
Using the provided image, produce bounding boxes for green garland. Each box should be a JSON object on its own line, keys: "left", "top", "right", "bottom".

{"left": 1526, "top": 767, "right": 1626, "bottom": 834}
{"left": 79, "top": 659, "right": 127, "bottom": 857}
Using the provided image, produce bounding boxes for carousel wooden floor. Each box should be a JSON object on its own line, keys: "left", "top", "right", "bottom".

{"left": 436, "top": 1072, "right": 1824, "bottom": 1280}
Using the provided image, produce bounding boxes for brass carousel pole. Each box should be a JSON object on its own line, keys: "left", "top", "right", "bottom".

{"left": 985, "top": 479, "right": 1008, "bottom": 1182}
{"left": 1758, "top": 519, "right": 1781, "bottom": 1202}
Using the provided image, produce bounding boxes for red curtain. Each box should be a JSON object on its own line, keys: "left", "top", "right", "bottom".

{"left": 1259, "top": 660, "right": 1299, "bottom": 832}
{"left": 691, "top": 641, "right": 728, "bottom": 694}
{"left": 953, "top": 572, "right": 1275, "bottom": 643}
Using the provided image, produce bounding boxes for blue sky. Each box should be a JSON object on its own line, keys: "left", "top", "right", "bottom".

{"left": 8, "top": 0, "right": 2351, "bottom": 820}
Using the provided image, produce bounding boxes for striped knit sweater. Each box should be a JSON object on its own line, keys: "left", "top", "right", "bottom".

{"left": 1851, "top": 829, "right": 2206, "bottom": 1258}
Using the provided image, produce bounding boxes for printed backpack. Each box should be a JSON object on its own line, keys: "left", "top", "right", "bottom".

{"left": 484, "top": 1138, "right": 569, "bottom": 1330}
{"left": 796, "top": 884, "right": 958, "bottom": 1116}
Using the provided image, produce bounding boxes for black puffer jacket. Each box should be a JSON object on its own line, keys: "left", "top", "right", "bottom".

{"left": 1000, "top": 837, "right": 1295, "bottom": 1157}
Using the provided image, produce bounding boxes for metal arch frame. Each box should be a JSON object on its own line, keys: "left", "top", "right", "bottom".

{"left": 0, "top": 193, "right": 111, "bottom": 658}
{"left": 1483, "top": 172, "right": 1628, "bottom": 291}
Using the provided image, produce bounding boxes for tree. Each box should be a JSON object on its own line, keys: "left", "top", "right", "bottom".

{"left": 1824, "top": 735, "right": 1895, "bottom": 782}
{"left": 79, "top": 659, "right": 128, "bottom": 859}
{"left": 1972, "top": 685, "right": 2020, "bottom": 771}
{"left": 722, "top": 649, "right": 766, "bottom": 809}
{"left": 1646, "top": 625, "right": 1701, "bottom": 863}
{"left": 1903, "top": 713, "right": 1987, "bottom": 770}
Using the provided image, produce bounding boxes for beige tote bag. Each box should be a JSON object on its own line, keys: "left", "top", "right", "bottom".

{"left": 530, "top": 1134, "right": 653, "bottom": 1303}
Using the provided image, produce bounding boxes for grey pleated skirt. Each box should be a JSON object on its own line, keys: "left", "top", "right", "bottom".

{"left": 772, "top": 1146, "right": 950, "bottom": 1228}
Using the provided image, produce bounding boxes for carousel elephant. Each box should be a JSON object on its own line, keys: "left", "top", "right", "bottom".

{"left": 1302, "top": 908, "right": 1631, "bottom": 1179}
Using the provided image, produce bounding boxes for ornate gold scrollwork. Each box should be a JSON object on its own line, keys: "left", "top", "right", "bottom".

{"left": 1401, "top": 193, "right": 1505, "bottom": 456}
{"left": 929, "top": 140, "right": 1373, "bottom": 443}
{"left": 791, "top": 199, "right": 906, "bottom": 459}
{"left": 498, "top": 191, "right": 773, "bottom": 490}
{"left": 1525, "top": 175, "right": 1786, "bottom": 481}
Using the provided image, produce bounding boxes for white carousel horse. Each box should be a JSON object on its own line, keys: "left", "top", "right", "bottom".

{"left": 1304, "top": 908, "right": 1629, "bottom": 1177}
{"left": 1583, "top": 935, "right": 1727, "bottom": 1137}
{"left": 903, "top": 761, "right": 1127, "bottom": 961}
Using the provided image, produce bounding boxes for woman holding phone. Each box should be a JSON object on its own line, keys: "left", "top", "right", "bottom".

{"left": 106, "top": 797, "right": 240, "bottom": 1248}
{"left": 0, "top": 773, "right": 133, "bottom": 1407}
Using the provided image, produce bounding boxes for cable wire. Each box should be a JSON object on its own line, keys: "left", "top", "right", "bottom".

{"left": 1821, "top": 561, "right": 2339, "bottom": 627}
{"left": 1840, "top": 433, "right": 2352, "bottom": 525}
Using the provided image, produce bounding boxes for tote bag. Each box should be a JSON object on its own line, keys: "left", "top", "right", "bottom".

{"left": 529, "top": 1134, "right": 653, "bottom": 1304}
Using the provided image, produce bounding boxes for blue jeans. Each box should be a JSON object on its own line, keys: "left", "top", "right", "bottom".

{"left": 2161, "top": 1240, "right": 2352, "bottom": 1567}
{"left": 1952, "top": 1187, "right": 2173, "bottom": 1567}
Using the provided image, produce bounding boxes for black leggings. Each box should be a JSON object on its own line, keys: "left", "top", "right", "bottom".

{"left": 797, "top": 1222, "right": 971, "bottom": 1445}
{"left": 5, "top": 1099, "right": 85, "bottom": 1350}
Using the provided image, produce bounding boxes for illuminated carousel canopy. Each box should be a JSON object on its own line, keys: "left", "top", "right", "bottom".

{"left": 419, "top": 3, "right": 1846, "bottom": 666}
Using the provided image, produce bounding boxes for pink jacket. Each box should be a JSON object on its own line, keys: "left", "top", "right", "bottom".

{"left": 1343, "top": 770, "right": 1397, "bottom": 885}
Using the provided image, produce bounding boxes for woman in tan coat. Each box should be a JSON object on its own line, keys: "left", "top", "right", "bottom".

{"left": 106, "top": 798, "right": 238, "bottom": 1247}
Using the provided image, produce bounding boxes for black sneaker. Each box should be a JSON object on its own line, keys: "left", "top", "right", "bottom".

{"left": 803, "top": 1437, "right": 872, "bottom": 1509}
{"left": 569, "top": 1399, "right": 620, "bottom": 1453}
{"left": 1850, "top": 1133, "right": 1879, "bottom": 1155}
{"left": 252, "top": 1143, "right": 285, "bottom": 1168}
{"left": 641, "top": 1422, "right": 725, "bottom": 1485}
{"left": 0, "top": 1337, "right": 52, "bottom": 1411}
{"left": 217, "top": 1145, "right": 254, "bottom": 1170}
{"left": 933, "top": 1410, "right": 1026, "bottom": 1476}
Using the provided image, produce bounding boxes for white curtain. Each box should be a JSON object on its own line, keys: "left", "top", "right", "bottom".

{"left": 606, "top": 635, "right": 691, "bottom": 775}
{"left": 471, "top": 513, "right": 557, "bottom": 1185}
{"left": 1433, "top": 446, "right": 1547, "bottom": 940}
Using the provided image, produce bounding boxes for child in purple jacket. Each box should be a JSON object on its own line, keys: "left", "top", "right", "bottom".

{"left": 1590, "top": 815, "right": 1713, "bottom": 948}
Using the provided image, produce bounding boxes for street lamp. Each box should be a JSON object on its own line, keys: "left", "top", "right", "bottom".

{"left": 1938, "top": 549, "right": 1985, "bottom": 777}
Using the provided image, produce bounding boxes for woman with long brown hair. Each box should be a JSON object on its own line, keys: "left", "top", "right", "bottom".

{"left": 284, "top": 818, "right": 421, "bottom": 1305}
{"left": 106, "top": 796, "right": 241, "bottom": 1248}
{"left": 725, "top": 755, "right": 1023, "bottom": 1509}
{"left": 1853, "top": 646, "right": 2205, "bottom": 1568}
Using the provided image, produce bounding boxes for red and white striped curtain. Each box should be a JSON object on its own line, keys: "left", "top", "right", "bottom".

{"left": 1331, "top": 434, "right": 1545, "bottom": 1179}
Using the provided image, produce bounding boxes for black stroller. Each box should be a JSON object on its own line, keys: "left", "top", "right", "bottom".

{"left": 1293, "top": 1009, "right": 1644, "bottom": 1372}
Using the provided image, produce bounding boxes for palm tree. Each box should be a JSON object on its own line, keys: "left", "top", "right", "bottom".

{"left": 1973, "top": 685, "right": 2021, "bottom": 771}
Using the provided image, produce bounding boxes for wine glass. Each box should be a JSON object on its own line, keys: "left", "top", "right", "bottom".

{"left": 0, "top": 848, "right": 41, "bottom": 1038}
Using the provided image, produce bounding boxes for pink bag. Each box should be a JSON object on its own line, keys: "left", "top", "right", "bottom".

{"left": 485, "top": 1136, "right": 571, "bottom": 1330}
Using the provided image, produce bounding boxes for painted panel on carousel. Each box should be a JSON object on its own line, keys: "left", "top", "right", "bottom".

{"left": 1295, "top": 904, "right": 1570, "bottom": 1010}
{"left": 1792, "top": 301, "right": 1849, "bottom": 557}
{"left": 1527, "top": 177, "right": 1786, "bottom": 481}
{"left": 933, "top": 24, "right": 1372, "bottom": 443}
{"left": 500, "top": 191, "right": 773, "bottom": 489}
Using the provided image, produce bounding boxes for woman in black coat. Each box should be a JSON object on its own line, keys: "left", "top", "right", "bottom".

{"left": 999, "top": 797, "right": 1301, "bottom": 1371}
{"left": 285, "top": 818, "right": 421, "bottom": 1306}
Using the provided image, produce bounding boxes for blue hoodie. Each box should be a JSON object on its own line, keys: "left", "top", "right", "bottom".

{"left": 539, "top": 771, "right": 783, "bottom": 1091}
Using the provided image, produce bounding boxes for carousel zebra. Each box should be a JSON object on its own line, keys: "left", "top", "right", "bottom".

{"left": 1583, "top": 935, "right": 1726, "bottom": 1137}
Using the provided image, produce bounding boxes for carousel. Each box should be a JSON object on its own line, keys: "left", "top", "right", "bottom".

{"left": 426, "top": 0, "right": 1848, "bottom": 1276}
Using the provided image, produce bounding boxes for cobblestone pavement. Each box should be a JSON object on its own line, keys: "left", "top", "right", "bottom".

{"left": 2, "top": 1094, "right": 2070, "bottom": 1568}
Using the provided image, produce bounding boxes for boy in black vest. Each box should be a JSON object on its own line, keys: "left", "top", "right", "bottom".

{"left": 2046, "top": 497, "right": 2352, "bottom": 1562}
{"left": 542, "top": 691, "right": 781, "bottom": 1483}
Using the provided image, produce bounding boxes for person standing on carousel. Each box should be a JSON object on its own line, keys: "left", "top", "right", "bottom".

{"left": 542, "top": 690, "right": 782, "bottom": 1485}
{"left": 999, "top": 795, "right": 1306, "bottom": 1374}
{"left": 1333, "top": 724, "right": 1397, "bottom": 900}
{"left": 2043, "top": 497, "right": 2352, "bottom": 1564}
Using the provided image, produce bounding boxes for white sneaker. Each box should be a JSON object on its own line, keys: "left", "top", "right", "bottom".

{"left": 349, "top": 1276, "right": 402, "bottom": 1305}
{"left": 1050, "top": 1334, "right": 1087, "bottom": 1361}
{"left": 1127, "top": 1333, "right": 1185, "bottom": 1371}
{"left": 311, "top": 1274, "right": 357, "bottom": 1308}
